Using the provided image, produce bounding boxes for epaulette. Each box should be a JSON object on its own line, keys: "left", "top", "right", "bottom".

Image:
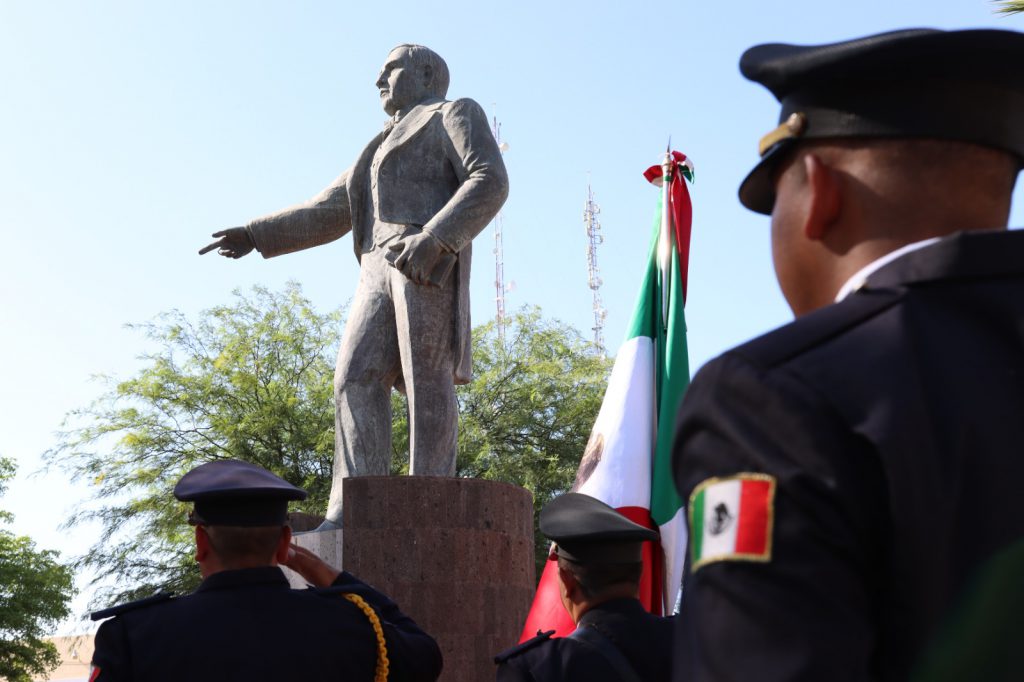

{"left": 493, "top": 630, "right": 555, "bottom": 664}
{"left": 90, "top": 591, "right": 175, "bottom": 621}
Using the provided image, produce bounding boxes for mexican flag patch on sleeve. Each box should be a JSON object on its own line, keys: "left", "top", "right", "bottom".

{"left": 689, "top": 473, "right": 776, "bottom": 571}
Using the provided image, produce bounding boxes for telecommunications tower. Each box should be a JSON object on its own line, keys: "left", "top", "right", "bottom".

{"left": 583, "top": 183, "right": 607, "bottom": 353}
{"left": 491, "top": 115, "right": 510, "bottom": 342}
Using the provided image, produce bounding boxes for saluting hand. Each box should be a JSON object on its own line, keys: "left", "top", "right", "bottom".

{"left": 283, "top": 544, "right": 341, "bottom": 587}
{"left": 199, "top": 227, "right": 255, "bottom": 259}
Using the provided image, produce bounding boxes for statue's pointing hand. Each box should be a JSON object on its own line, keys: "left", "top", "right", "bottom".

{"left": 199, "top": 227, "right": 256, "bottom": 259}
{"left": 388, "top": 231, "right": 452, "bottom": 286}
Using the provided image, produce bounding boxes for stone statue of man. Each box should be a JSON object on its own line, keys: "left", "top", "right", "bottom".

{"left": 200, "top": 44, "right": 509, "bottom": 529}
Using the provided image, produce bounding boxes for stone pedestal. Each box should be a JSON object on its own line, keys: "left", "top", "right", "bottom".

{"left": 342, "top": 476, "right": 535, "bottom": 682}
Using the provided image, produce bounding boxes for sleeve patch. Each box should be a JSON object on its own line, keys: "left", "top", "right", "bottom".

{"left": 689, "top": 473, "right": 776, "bottom": 571}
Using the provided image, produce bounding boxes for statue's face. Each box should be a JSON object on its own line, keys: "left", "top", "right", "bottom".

{"left": 375, "top": 47, "right": 430, "bottom": 117}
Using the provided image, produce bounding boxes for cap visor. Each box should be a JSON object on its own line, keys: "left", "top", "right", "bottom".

{"left": 738, "top": 141, "right": 798, "bottom": 215}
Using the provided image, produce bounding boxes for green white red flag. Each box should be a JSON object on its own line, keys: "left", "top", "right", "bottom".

{"left": 519, "top": 151, "right": 695, "bottom": 639}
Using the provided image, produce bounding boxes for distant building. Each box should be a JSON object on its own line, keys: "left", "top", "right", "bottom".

{"left": 34, "top": 635, "right": 94, "bottom": 682}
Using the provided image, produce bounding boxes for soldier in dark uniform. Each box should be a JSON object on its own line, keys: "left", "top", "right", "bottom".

{"left": 671, "top": 29, "right": 1024, "bottom": 681}
{"left": 89, "top": 459, "right": 442, "bottom": 681}
{"left": 494, "top": 493, "right": 674, "bottom": 681}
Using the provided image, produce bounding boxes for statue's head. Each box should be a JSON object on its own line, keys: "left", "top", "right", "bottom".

{"left": 376, "top": 44, "right": 450, "bottom": 116}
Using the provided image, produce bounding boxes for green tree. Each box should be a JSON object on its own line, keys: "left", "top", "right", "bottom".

{"left": 47, "top": 283, "right": 343, "bottom": 605}
{"left": 49, "top": 285, "right": 611, "bottom": 605}
{"left": 0, "top": 457, "right": 76, "bottom": 682}
{"left": 995, "top": 1, "right": 1024, "bottom": 14}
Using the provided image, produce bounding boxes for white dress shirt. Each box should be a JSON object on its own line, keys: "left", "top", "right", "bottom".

{"left": 834, "top": 237, "right": 941, "bottom": 302}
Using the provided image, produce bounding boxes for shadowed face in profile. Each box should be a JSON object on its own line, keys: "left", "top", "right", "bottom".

{"left": 375, "top": 47, "right": 432, "bottom": 117}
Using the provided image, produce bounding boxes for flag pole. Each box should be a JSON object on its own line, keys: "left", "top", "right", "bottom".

{"left": 658, "top": 150, "right": 675, "bottom": 330}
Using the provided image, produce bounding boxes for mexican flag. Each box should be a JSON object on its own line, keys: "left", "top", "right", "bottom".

{"left": 519, "top": 151, "right": 695, "bottom": 639}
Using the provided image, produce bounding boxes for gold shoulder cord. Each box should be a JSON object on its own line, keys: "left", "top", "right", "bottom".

{"left": 342, "top": 593, "right": 390, "bottom": 681}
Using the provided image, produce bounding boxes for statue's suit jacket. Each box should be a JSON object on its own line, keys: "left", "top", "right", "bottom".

{"left": 246, "top": 96, "right": 508, "bottom": 383}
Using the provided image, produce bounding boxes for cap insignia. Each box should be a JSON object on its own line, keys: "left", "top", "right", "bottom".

{"left": 758, "top": 112, "right": 807, "bottom": 157}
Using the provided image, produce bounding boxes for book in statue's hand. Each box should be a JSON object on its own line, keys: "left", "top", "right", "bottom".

{"left": 384, "top": 247, "right": 457, "bottom": 288}
{"left": 427, "top": 252, "right": 457, "bottom": 288}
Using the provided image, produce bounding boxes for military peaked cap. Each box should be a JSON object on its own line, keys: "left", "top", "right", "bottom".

{"left": 174, "top": 459, "right": 307, "bottom": 527}
{"left": 738, "top": 28, "right": 1024, "bottom": 214}
{"left": 540, "top": 492, "right": 658, "bottom": 564}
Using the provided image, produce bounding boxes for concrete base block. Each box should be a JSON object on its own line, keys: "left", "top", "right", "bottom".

{"left": 342, "top": 476, "right": 535, "bottom": 682}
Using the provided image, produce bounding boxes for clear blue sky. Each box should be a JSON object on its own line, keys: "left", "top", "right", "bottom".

{"left": 1, "top": 1, "right": 1021, "bottom": 629}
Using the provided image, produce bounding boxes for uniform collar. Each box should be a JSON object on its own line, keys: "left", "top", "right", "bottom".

{"left": 196, "top": 566, "right": 289, "bottom": 593}
{"left": 578, "top": 597, "right": 647, "bottom": 625}
{"left": 864, "top": 229, "right": 1024, "bottom": 292}
{"left": 836, "top": 229, "right": 1024, "bottom": 301}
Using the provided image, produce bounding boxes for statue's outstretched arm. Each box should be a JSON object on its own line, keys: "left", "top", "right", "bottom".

{"left": 201, "top": 169, "right": 354, "bottom": 260}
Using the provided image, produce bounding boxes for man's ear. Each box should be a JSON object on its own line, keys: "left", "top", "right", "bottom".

{"left": 557, "top": 564, "right": 578, "bottom": 600}
{"left": 272, "top": 526, "right": 293, "bottom": 565}
{"left": 194, "top": 526, "right": 210, "bottom": 563}
{"left": 803, "top": 153, "right": 841, "bottom": 241}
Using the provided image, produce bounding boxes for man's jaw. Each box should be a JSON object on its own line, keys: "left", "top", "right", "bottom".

{"left": 379, "top": 90, "right": 397, "bottom": 116}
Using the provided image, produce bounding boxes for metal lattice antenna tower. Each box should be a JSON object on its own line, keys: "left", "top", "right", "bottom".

{"left": 491, "top": 114, "right": 510, "bottom": 343}
{"left": 584, "top": 182, "right": 607, "bottom": 353}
